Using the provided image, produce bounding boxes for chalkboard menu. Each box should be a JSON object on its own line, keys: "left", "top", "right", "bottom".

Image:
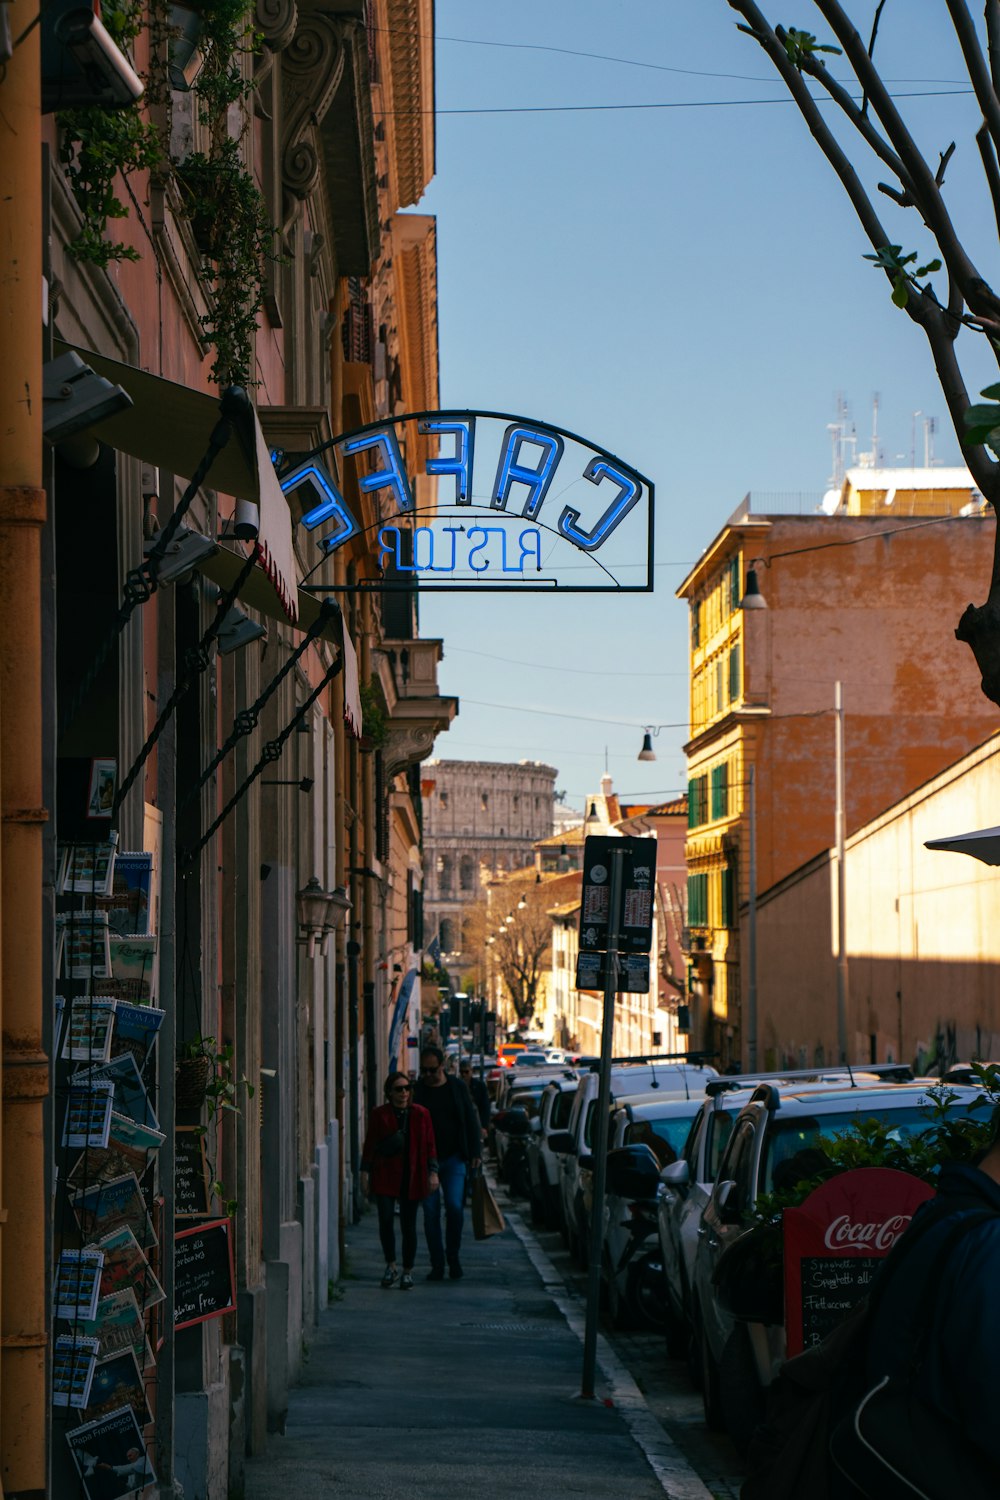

{"left": 799, "top": 1255, "right": 878, "bottom": 1348}
{"left": 175, "top": 1128, "right": 211, "bottom": 1217}
{"left": 174, "top": 1218, "right": 236, "bottom": 1329}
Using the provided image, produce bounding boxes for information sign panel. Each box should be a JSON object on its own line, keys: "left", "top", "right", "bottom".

{"left": 575, "top": 951, "right": 650, "bottom": 993}
{"left": 578, "top": 836, "right": 656, "bottom": 955}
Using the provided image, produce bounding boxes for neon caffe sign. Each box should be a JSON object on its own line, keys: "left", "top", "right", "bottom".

{"left": 278, "top": 411, "right": 654, "bottom": 592}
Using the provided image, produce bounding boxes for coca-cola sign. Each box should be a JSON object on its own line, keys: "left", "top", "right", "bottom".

{"left": 783, "top": 1168, "right": 934, "bottom": 1356}
{"left": 822, "top": 1211, "right": 912, "bottom": 1252}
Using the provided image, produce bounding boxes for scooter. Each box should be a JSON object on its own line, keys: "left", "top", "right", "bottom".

{"left": 612, "top": 1198, "right": 668, "bottom": 1332}
{"left": 493, "top": 1105, "right": 533, "bottom": 1199}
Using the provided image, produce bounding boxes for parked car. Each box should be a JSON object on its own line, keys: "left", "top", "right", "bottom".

{"left": 497, "top": 1042, "right": 527, "bottom": 1070}
{"left": 526, "top": 1076, "right": 579, "bottom": 1228}
{"left": 655, "top": 1068, "right": 879, "bottom": 1359}
{"left": 493, "top": 1085, "right": 544, "bottom": 1179}
{"left": 551, "top": 1061, "right": 718, "bottom": 1266}
{"left": 597, "top": 1094, "right": 704, "bottom": 1328}
{"left": 690, "top": 1077, "right": 981, "bottom": 1449}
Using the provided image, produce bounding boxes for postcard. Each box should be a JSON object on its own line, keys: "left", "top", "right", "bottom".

{"left": 84, "top": 1347, "right": 151, "bottom": 1426}
{"left": 68, "top": 1113, "right": 164, "bottom": 1193}
{"left": 86, "top": 759, "right": 117, "bottom": 821}
{"left": 54, "top": 994, "right": 66, "bottom": 1057}
{"left": 62, "top": 913, "right": 112, "bottom": 980}
{"left": 70, "top": 1288, "right": 153, "bottom": 1368}
{"left": 66, "top": 1403, "right": 155, "bottom": 1500}
{"left": 53, "top": 1248, "right": 105, "bottom": 1321}
{"left": 110, "top": 1003, "right": 165, "bottom": 1068}
{"left": 52, "top": 1333, "right": 100, "bottom": 1408}
{"left": 107, "top": 939, "right": 157, "bottom": 1006}
{"left": 62, "top": 1080, "right": 115, "bottom": 1150}
{"left": 93, "top": 1225, "right": 164, "bottom": 1311}
{"left": 72, "top": 1173, "right": 156, "bottom": 1251}
{"left": 73, "top": 1053, "right": 157, "bottom": 1131}
{"left": 58, "top": 837, "right": 118, "bottom": 896}
{"left": 62, "top": 997, "right": 117, "bottom": 1064}
{"left": 97, "top": 852, "right": 153, "bottom": 939}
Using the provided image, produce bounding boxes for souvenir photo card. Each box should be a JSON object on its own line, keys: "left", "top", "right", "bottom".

{"left": 72, "top": 1052, "right": 157, "bottom": 1131}
{"left": 58, "top": 837, "right": 118, "bottom": 897}
{"left": 52, "top": 1333, "right": 100, "bottom": 1409}
{"left": 62, "top": 1080, "right": 115, "bottom": 1150}
{"left": 70, "top": 1287, "right": 153, "bottom": 1368}
{"left": 106, "top": 939, "right": 157, "bottom": 1006}
{"left": 99, "top": 852, "right": 154, "bottom": 939}
{"left": 84, "top": 1346, "right": 151, "bottom": 1427}
{"left": 61, "top": 913, "right": 112, "bottom": 980}
{"left": 72, "top": 1173, "right": 156, "bottom": 1251}
{"left": 62, "top": 997, "right": 117, "bottom": 1065}
{"left": 66, "top": 1403, "right": 155, "bottom": 1500}
{"left": 68, "top": 1113, "right": 164, "bottom": 1194}
{"left": 85, "top": 759, "right": 117, "bottom": 821}
{"left": 94, "top": 1224, "right": 164, "bottom": 1312}
{"left": 110, "top": 1003, "right": 165, "bottom": 1069}
{"left": 53, "top": 1248, "right": 105, "bottom": 1321}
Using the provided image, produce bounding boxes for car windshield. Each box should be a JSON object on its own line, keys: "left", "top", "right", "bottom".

{"left": 625, "top": 1107, "right": 700, "bottom": 1166}
{"left": 760, "top": 1105, "right": 938, "bottom": 1194}
{"left": 551, "top": 1089, "right": 574, "bottom": 1128}
{"left": 509, "top": 1089, "right": 544, "bottom": 1118}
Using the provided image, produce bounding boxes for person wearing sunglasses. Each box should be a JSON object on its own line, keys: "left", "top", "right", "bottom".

{"left": 361, "top": 1071, "right": 439, "bottom": 1290}
{"left": 414, "top": 1045, "right": 482, "bottom": 1280}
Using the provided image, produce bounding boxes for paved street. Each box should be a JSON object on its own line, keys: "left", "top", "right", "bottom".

{"left": 244, "top": 1179, "right": 744, "bottom": 1500}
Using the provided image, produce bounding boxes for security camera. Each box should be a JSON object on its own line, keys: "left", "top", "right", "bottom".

{"left": 42, "top": 0, "right": 144, "bottom": 111}
{"left": 43, "top": 351, "right": 132, "bottom": 444}
{"left": 233, "top": 499, "right": 260, "bottom": 541}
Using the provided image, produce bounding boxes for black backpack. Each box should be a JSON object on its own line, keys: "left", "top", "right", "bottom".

{"left": 742, "top": 1205, "right": 996, "bottom": 1500}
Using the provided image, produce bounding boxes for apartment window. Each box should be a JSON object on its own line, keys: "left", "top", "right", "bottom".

{"left": 721, "top": 862, "right": 736, "bottom": 928}
{"left": 716, "top": 657, "right": 725, "bottom": 713}
{"left": 687, "top": 775, "right": 708, "bottom": 829}
{"left": 729, "top": 642, "right": 741, "bottom": 703}
{"left": 481, "top": 792, "right": 488, "bottom": 810}
{"left": 710, "top": 763, "right": 729, "bottom": 820}
{"left": 691, "top": 601, "right": 701, "bottom": 648}
{"left": 687, "top": 872, "right": 708, "bottom": 927}
{"left": 728, "top": 556, "right": 740, "bottom": 614}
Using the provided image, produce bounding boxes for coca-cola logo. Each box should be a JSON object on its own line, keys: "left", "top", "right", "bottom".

{"left": 823, "top": 1213, "right": 911, "bottom": 1252}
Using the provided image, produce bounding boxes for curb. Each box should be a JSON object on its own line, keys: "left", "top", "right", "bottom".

{"left": 504, "top": 1206, "right": 716, "bottom": 1500}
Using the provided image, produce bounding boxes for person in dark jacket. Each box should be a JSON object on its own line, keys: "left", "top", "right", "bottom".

{"left": 414, "top": 1044, "right": 481, "bottom": 1280}
{"left": 361, "top": 1072, "right": 438, "bottom": 1290}
{"left": 856, "top": 1128, "right": 1000, "bottom": 1470}
{"left": 459, "top": 1058, "right": 491, "bottom": 1134}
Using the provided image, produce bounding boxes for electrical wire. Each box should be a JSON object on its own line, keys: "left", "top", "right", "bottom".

{"left": 386, "top": 87, "right": 973, "bottom": 118}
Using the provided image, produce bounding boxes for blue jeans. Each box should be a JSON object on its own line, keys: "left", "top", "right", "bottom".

{"left": 423, "top": 1155, "right": 467, "bottom": 1269}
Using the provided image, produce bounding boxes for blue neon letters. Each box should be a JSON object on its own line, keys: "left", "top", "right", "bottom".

{"left": 491, "top": 423, "right": 564, "bottom": 519}
{"left": 378, "top": 525, "right": 542, "bottom": 575}
{"left": 283, "top": 462, "right": 360, "bottom": 552}
{"left": 341, "top": 427, "right": 414, "bottom": 513}
{"left": 557, "top": 458, "right": 641, "bottom": 551}
{"left": 419, "top": 418, "right": 475, "bottom": 504}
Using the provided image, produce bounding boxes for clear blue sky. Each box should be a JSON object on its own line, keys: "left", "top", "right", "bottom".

{"left": 413, "top": 1, "right": 991, "bottom": 812}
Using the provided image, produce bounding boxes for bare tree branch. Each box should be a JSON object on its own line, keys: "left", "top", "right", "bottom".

{"left": 988, "top": 0, "right": 1000, "bottom": 99}
{"left": 861, "top": 0, "right": 887, "bottom": 116}
{"left": 944, "top": 0, "right": 1000, "bottom": 160}
{"left": 977, "top": 121, "right": 1000, "bottom": 243}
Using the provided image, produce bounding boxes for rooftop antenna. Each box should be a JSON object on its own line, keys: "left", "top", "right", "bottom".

{"left": 872, "top": 392, "right": 880, "bottom": 467}
{"left": 911, "top": 411, "right": 922, "bottom": 468}
{"left": 925, "top": 415, "right": 936, "bottom": 467}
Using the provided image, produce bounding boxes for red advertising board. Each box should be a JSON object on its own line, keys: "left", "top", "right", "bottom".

{"left": 783, "top": 1168, "right": 933, "bottom": 1356}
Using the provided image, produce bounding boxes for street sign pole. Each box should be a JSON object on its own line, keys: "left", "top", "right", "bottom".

{"left": 581, "top": 842, "right": 626, "bottom": 1400}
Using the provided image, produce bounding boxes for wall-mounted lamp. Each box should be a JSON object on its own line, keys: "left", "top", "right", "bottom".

{"left": 144, "top": 524, "right": 217, "bottom": 586}
{"left": 263, "top": 776, "right": 314, "bottom": 793}
{"left": 43, "top": 350, "right": 132, "bottom": 442}
{"left": 740, "top": 558, "right": 768, "bottom": 611}
{"left": 216, "top": 604, "right": 267, "bottom": 655}
{"left": 297, "top": 877, "right": 352, "bottom": 957}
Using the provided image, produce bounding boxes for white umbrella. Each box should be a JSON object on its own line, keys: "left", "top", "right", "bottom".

{"left": 924, "top": 825, "right": 1000, "bottom": 866}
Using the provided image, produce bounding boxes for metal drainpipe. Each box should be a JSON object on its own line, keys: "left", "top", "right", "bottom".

{"left": 0, "top": 0, "right": 48, "bottom": 1488}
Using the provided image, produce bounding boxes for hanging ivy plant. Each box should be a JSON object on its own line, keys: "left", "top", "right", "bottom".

{"left": 58, "top": 0, "right": 276, "bottom": 386}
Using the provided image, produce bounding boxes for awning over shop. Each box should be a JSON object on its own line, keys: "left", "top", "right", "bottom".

{"left": 924, "top": 825, "right": 1000, "bottom": 866}
{"left": 55, "top": 341, "right": 298, "bottom": 623}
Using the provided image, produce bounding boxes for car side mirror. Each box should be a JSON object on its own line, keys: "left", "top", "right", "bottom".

{"left": 547, "top": 1131, "right": 575, "bottom": 1155}
{"left": 715, "top": 1179, "right": 742, "bottom": 1224}
{"left": 659, "top": 1158, "right": 690, "bottom": 1191}
{"left": 606, "top": 1144, "right": 662, "bottom": 1200}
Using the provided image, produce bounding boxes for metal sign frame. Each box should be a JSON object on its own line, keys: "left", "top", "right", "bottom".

{"left": 279, "top": 408, "right": 655, "bottom": 595}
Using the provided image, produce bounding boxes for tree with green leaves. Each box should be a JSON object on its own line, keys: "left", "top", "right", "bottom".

{"left": 728, "top": 0, "right": 1000, "bottom": 704}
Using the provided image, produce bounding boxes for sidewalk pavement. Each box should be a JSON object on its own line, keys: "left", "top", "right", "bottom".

{"left": 244, "top": 1186, "right": 715, "bottom": 1500}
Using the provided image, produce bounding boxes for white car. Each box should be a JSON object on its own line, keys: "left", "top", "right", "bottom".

{"left": 526, "top": 1077, "right": 579, "bottom": 1228}
{"left": 550, "top": 1061, "right": 719, "bottom": 1266}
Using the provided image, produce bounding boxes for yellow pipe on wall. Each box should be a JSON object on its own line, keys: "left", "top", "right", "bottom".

{"left": 0, "top": 0, "right": 49, "bottom": 1491}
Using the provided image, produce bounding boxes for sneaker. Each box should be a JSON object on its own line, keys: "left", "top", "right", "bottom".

{"left": 426, "top": 1266, "right": 446, "bottom": 1282}
{"left": 448, "top": 1261, "right": 463, "bottom": 1280}
{"left": 399, "top": 1272, "right": 414, "bottom": 1291}
{"left": 380, "top": 1266, "right": 398, "bottom": 1289}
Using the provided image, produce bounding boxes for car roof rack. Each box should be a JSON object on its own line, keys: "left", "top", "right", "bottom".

{"left": 703, "top": 1063, "right": 914, "bottom": 1098}
{"left": 591, "top": 1050, "right": 718, "bottom": 1071}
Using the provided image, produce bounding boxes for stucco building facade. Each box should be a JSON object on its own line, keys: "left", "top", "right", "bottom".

{"left": 677, "top": 470, "right": 998, "bottom": 1068}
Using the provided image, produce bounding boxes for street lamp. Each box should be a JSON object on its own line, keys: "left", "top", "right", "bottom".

{"left": 740, "top": 557, "right": 768, "bottom": 610}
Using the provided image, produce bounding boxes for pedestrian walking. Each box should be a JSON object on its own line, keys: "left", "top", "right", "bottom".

{"left": 414, "top": 1044, "right": 481, "bottom": 1280}
{"left": 459, "top": 1058, "right": 491, "bottom": 1135}
{"left": 360, "top": 1072, "right": 439, "bottom": 1291}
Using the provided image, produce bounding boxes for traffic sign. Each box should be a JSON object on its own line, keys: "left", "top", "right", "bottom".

{"left": 578, "top": 835, "right": 656, "bottom": 954}
{"left": 575, "top": 951, "right": 650, "bottom": 993}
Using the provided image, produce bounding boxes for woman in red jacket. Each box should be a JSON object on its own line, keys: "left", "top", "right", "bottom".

{"left": 361, "top": 1072, "right": 439, "bottom": 1290}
